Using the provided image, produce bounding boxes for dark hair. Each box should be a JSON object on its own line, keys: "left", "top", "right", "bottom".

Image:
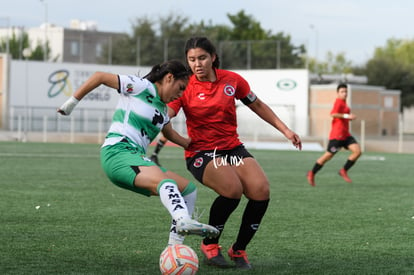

{"left": 144, "top": 60, "right": 190, "bottom": 83}
{"left": 337, "top": 83, "right": 348, "bottom": 91}
{"left": 184, "top": 37, "right": 220, "bottom": 68}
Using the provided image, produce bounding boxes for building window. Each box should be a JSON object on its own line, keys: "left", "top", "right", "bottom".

{"left": 384, "top": 96, "right": 393, "bottom": 109}
{"left": 96, "top": 43, "right": 102, "bottom": 57}
{"left": 71, "top": 41, "right": 79, "bottom": 56}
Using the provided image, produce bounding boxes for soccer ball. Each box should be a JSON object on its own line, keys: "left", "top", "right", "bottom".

{"left": 159, "top": 244, "right": 199, "bottom": 275}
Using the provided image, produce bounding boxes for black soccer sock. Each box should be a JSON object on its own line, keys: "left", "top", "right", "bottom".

{"left": 203, "top": 196, "right": 240, "bottom": 245}
{"left": 312, "top": 163, "right": 323, "bottom": 174}
{"left": 343, "top": 159, "right": 356, "bottom": 171}
{"left": 152, "top": 139, "right": 166, "bottom": 156}
{"left": 233, "top": 199, "right": 269, "bottom": 251}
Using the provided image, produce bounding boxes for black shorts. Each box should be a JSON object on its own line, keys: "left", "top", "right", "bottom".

{"left": 327, "top": 136, "right": 358, "bottom": 154}
{"left": 186, "top": 144, "right": 254, "bottom": 183}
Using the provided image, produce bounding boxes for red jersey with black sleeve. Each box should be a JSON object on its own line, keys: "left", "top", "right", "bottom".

{"left": 168, "top": 68, "right": 251, "bottom": 158}
{"left": 329, "top": 98, "right": 351, "bottom": 140}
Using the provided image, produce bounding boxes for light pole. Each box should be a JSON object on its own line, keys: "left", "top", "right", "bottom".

{"left": 39, "top": 0, "right": 48, "bottom": 61}
{"left": 309, "top": 24, "right": 318, "bottom": 62}
{"left": 22, "top": 48, "right": 32, "bottom": 142}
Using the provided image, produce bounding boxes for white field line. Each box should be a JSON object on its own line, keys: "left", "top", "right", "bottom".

{"left": 360, "top": 155, "right": 386, "bottom": 161}
{"left": 0, "top": 152, "right": 98, "bottom": 158}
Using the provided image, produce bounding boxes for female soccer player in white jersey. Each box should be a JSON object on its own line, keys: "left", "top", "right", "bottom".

{"left": 57, "top": 60, "right": 219, "bottom": 246}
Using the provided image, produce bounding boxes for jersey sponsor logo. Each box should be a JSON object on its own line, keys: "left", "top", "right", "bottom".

{"left": 223, "top": 84, "right": 236, "bottom": 96}
{"left": 246, "top": 91, "right": 257, "bottom": 102}
{"left": 193, "top": 157, "right": 204, "bottom": 168}
{"left": 126, "top": 83, "right": 134, "bottom": 93}
{"left": 170, "top": 219, "right": 177, "bottom": 233}
{"left": 152, "top": 109, "right": 165, "bottom": 126}
{"left": 163, "top": 184, "right": 185, "bottom": 212}
{"left": 198, "top": 93, "right": 206, "bottom": 100}
{"left": 146, "top": 94, "right": 154, "bottom": 103}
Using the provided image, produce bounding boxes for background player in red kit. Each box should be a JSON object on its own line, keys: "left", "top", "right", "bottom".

{"left": 168, "top": 37, "right": 302, "bottom": 269}
{"left": 307, "top": 83, "right": 362, "bottom": 186}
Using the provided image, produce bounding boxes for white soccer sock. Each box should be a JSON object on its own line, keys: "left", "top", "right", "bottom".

{"left": 182, "top": 184, "right": 197, "bottom": 217}
{"left": 157, "top": 179, "right": 190, "bottom": 221}
{"left": 168, "top": 219, "right": 184, "bottom": 245}
{"left": 168, "top": 184, "right": 197, "bottom": 245}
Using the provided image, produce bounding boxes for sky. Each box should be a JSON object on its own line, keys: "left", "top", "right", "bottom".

{"left": 2, "top": 0, "right": 413, "bottom": 65}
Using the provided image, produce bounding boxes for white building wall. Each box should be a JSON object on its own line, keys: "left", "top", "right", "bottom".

{"left": 403, "top": 107, "right": 414, "bottom": 133}
{"left": 0, "top": 24, "right": 64, "bottom": 62}
{"left": 5, "top": 61, "right": 309, "bottom": 138}
{"left": 7, "top": 60, "right": 151, "bottom": 132}
{"left": 235, "top": 69, "right": 309, "bottom": 137}
{"left": 26, "top": 24, "right": 64, "bottom": 62}
{"left": 9, "top": 60, "right": 150, "bottom": 109}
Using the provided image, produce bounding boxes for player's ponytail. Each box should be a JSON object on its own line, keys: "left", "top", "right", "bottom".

{"left": 144, "top": 60, "right": 190, "bottom": 83}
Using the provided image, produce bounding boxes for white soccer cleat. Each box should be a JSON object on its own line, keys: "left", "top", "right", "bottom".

{"left": 176, "top": 217, "right": 219, "bottom": 238}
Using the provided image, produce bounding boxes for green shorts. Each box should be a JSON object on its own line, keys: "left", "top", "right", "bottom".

{"left": 100, "top": 141, "right": 165, "bottom": 196}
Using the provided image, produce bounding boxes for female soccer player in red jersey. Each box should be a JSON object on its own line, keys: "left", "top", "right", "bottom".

{"left": 168, "top": 37, "right": 302, "bottom": 269}
{"left": 306, "top": 83, "right": 362, "bottom": 186}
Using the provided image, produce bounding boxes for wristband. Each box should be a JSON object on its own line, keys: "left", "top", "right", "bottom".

{"left": 343, "top": 114, "right": 350, "bottom": 119}
{"left": 58, "top": 96, "right": 79, "bottom": 115}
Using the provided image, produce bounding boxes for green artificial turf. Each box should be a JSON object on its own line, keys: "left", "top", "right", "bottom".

{"left": 1, "top": 142, "right": 413, "bottom": 274}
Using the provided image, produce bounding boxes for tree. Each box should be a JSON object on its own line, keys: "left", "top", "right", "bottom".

{"left": 364, "top": 39, "right": 414, "bottom": 109}
{"left": 222, "top": 10, "right": 305, "bottom": 69}
{"left": 159, "top": 13, "right": 192, "bottom": 61}
{"left": 30, "top": 42, "right": 49, "bottom": 60}
{"left": 271, "top": 32, "right": 305, "bottom": 69}
{"left": 131, "top": 17, "right": 161, "bottom": 66}
{"left": 98, "top": 17, "right": 157, "bottom": 66}
{"left": 308, "top": 51, "right": 353, "bottom": 74}
{"left": 228, "top": 10, "right": 268, "bottom": 40}
{"left": 0, "top": 29, "right": 49, "bottom": 61}
{"left": 187, "top": 20, "right": 232, "bottom": 42}
{"left": 103, "top": 10, "right": 306, "bottom": 69}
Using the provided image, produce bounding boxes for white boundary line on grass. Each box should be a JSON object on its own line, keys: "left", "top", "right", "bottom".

{"left": 0, "top": 153, "right": 98, "bottom": 158}
{"left": 360, "top": 155, "right": 386, "bottom": 161}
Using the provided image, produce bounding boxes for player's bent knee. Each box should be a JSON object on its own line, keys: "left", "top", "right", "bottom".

{"left": 215, "top": 185, "right": 243, "bottom": 199}
{"left": 244, "top": 182, "right": 270, "bottom": 200}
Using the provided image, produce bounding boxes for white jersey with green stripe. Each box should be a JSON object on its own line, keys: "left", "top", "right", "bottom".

{"left": 102, "top": 74, "right": 169, "bottom": 153}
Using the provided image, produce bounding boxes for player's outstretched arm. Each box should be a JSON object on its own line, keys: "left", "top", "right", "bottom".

{"left": 57, "top": 72, "right": 118, "bottom": 115}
